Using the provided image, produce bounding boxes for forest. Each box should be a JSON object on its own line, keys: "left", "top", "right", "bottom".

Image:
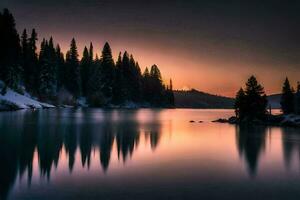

{"left": 0, "top": 8, "right": 174, "bottom": 107}
{"left": 234, "top": 76, "right": 300, "bottom": 122}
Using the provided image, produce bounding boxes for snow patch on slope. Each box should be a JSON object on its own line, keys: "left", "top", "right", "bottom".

{"left": 0, "top": 81, "right": 55, "bottom": 110}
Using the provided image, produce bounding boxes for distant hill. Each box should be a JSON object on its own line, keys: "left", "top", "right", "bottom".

{"left": 174, "top": 89, "right": 282, "bottom": 109}
{"left": 267, "top": 94, "right": 281, "bottom": 109}
{"left": 174, "top": 89, "right": 234, "bottom": 109}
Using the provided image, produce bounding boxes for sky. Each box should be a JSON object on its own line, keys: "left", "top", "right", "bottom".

{"left": 1, "top": 0, "right": 299, "bottom": 96}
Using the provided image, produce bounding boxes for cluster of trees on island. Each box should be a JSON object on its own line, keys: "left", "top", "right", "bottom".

{"left": 0, "top": 9, "right": 174, "bottom": 107}
{"left": 234, "top": 75, "right": 300, "bottom": 120}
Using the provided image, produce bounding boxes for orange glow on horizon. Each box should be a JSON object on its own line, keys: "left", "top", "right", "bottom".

{"left": 49, "top": 37, "right": 300, "bottom": 98}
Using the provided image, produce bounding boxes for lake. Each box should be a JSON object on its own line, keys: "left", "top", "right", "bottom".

{"left": 0, "top": 109, "right": 300, "bottom": 200}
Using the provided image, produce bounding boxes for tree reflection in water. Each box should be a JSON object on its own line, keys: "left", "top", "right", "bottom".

{"left": 0, "top": 109, "right": 162, "bottom": 200}
{"left": 236, "top": 124, "right": 267, "bottom": 177}
{"left": 282, "top": 127, "right": 300, "bottom": 169}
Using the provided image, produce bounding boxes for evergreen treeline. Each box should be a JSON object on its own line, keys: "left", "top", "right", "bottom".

{"left": 235, "top": 76, "right": 300, "bottom": 120}
{"left": 0, "top": 9, "right": 174, "bottom": 107}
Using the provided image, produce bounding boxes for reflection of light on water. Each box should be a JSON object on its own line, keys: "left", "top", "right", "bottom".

{"left": 1, "top": 109, "right": 300, "bottom": 200}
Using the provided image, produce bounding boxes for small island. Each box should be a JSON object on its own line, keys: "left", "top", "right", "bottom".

{"left": 213, "top": 76, "right": 300, "bottom": 127}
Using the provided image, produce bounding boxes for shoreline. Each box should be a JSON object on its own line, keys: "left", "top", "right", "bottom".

{"left": 212, "top": 114, "right": 300, "bottom": 128}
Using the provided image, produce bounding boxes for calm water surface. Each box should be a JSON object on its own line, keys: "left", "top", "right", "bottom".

{"left": 0, "top": 109, "right": 300, "bottom": 200}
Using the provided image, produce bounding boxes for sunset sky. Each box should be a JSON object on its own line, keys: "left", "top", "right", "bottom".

{"left": 1, "top": 0, "right": 299, "bottom": 97}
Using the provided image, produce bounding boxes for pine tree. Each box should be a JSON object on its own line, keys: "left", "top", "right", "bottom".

{"left": 38, "top": 37, "right": 58, "bottom": 99}
{"left": 99, "top": 42, "right": 115, "bottom": 101}
{"left": 142, "top": 67, "right": 151, "bottom": 102}
{"left": 133, "top": 61, "right": 142, "bottom": 102}
{"left": 280, "top": 77, "right": 295, "bottom": 114}
{"left": 234, "top": 88, "right": 246, "bottom": 118}
{"left": 0, "top": 9, "right": 22, "bottom": 89}
{"left": 149, "top": 65, "right": 164, "bottom": 106}
{"left": 87, "top": 54, "right": 105, "bottom": 106}
{"left": 89, "top": 42, "right": 93, "bottom": 63}
{"left": 129, "top": 55, "right": 142, "bottom": 102}
{"left": 55, "top": 44, "right": 65, "bottom": 89}
{"left": 65, "top": 38, "right": 81, "bottom": 98}
{"left": 118, "top": 52, "right": 142, "bottom": 103}
{"left": 167, "top": 79, "right": 175, "bottom": 106}
{"left": 28, "top": 29, "right": 38, "bottom": 94}
{"left": 80, "top": 46, "right": 90, "bottom": 96}
{"left": 121, "top": 51, "right": 131, "bottom": 100}
{"left": 112, "top": 52, "right": 125, "bottom": 104}
{"left": 21, "top": 29, "right": 29, "bottom": 86}
{"left": 237, "top": 75, "right": 268, "bottom": 120}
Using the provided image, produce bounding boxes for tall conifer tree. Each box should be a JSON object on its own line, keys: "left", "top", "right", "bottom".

{"left": 280, "top": 77, "right": 295, "bottom": 114}
{"left": 80, "top": 46, "right": 90, "bottom": 96}
{"left": 0, "top": 9, "right": 22, "bottom": 89}
{"left": 142, "top": 67, "right": 151, "bottom": 102}
{"left": 21, "top": 29, "right": 29, "bottom": 86}
{"left": 149, "top": 65, "right": 164, "bottom": 105}
{"left": 38, "top": 37, "right": 58, "bottom": 99}
{"left": 55, "top": 44, "right": 65, "bottom": 89}
{"left": 89, "top": 42, "right": 93, "bottom": 62}
{"left": 65, "top": 38, "right": 81, "bottom": 98}
{"left": 112, "top": 52, "right": 124, "bottom": 104}
{"left": 99, "top": 42, "right": 115, "bottom": 100}
{"left": 28, "top": 29, "right": 38, "bottom": 93}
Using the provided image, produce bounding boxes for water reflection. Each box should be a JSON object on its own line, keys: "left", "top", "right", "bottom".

{"left": 236, "top": 125, "right": 267, "bottom": 176}
{"left": 282, "top": 127, "right": 300, "bottom": 169}
{"left": 0, "top": 109, "right": 162, "bottom": 200}
{"left": 1, "top": 109, "right": 300, "bottom": 200}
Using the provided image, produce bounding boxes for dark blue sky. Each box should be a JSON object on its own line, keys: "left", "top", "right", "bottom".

{"left": 1, "top": 0, "right": 299, "bottom": 96}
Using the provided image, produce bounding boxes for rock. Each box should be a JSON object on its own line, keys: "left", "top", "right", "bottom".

{"left": 280, "top": 120, "right": 296, "bottom": 127}
{"left": 190, "top": 120, "right": 195, "bottom": 123}
{"left": 212, "top": 118, "right": 228, "bottom": 123}
{"left": 198, "top": 121, "right": 203, "bottom": 123}
{"left": 266, "top": 114, "right": 283, "bottom": 123}
{"left": 212, "top": 114, "right": 300, "bottom": 127}
{"left": 228, "top": 116, "right": 238, "bottom": 124}
{"left": 279, "top": 114, "right": 300, "bottom": 127}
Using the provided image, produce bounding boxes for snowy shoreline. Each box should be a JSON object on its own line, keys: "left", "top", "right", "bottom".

{"left": 0, "top": 88, "right": 55, "bottom": 111}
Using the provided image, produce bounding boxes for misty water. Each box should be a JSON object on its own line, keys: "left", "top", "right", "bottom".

{"left": 1, "top": 109, "right": 300, "bottom": 200}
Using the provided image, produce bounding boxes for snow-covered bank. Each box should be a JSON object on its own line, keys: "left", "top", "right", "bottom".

{"left": 0, "top": 87, "right": 55, "bottom": 111}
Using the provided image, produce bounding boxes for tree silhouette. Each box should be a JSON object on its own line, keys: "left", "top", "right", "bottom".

{"left": 142, "top": 67, "right": 151, "bottom": 103}
{"left": 65, "top": 38, "right": 81, "bottom": 98}
{"left": 236, "top": 124, "right": 267, "bottom": 177}
{"left": 0, "top": 9, "right": 22, "bottom": 89}
{"left": 38, "top": 37, "right": 58, "bottom": 100}
{"left": 80, "top": 46, "right": 91, "bottom": 96}
{"left": 0, "top": 9, "right": 175, "bottom": 107}
{"left": 21, "top": 29, "right": 29, "bottom": 87}
{"left": 55, "top": 44, "right": 65, "bottom": 89}
{"left": 280, "top": 77, "right": 295, "bottom": 114}
{"left": 28, "top": 29, "right": 39, "bottom": 94}
{"left": 99, "top": 42, "right": 115, "bottom": 100}
{"left": 112, "top": 52, "right": 125, "bottom": 104}
{"left": 234, "top": 76, "right": 268, "bottom": 120}
{"left": 234, "top": 88, "right": 246, "bottom": 118}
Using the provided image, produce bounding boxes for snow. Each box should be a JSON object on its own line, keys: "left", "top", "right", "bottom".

{"left": 281, "top": 114, "right": 300, "bottom": 125}
{"left": 77, "top": 97, "right": 88, "bottom": 107}
{"left": 0, "top": 84, "right": 55, "bottom": 110}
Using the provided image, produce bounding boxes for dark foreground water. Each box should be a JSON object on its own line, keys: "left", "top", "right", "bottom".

{"left": 1, "top": 109, "right": 300, "bottom": 200}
